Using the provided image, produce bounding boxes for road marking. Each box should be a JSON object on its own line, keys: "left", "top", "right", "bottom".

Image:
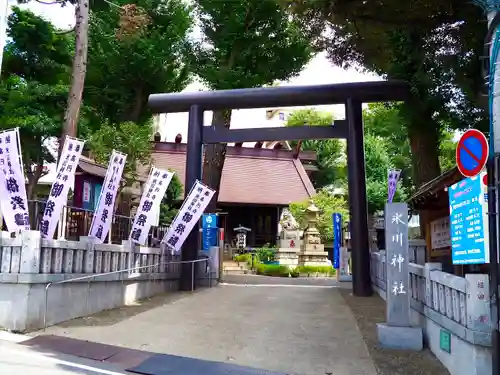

{"left": 220, "top": 282, "right": 340, "bottom": 289}
{"left": 6, "top": 346, "right": 127, "bottom": 375}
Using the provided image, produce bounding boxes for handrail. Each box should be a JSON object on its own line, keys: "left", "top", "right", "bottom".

{"left": 43, "top": 257, "right": 210, "bottom": 331}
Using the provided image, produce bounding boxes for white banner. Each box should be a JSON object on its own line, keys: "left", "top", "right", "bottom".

{"left": 129, "top": 166, "right": 174, "bottom": 245}
{"left": 0, "top": 128, "right": 30, "bottom": 231}
{"left": 162, "top": 180, "right": 215, "bottom": 253}
{"left": 40, "top": 136, "right": 85, "bottom": 239}
{"left": 88, "top": 150, "right": 127, "bottom": 243}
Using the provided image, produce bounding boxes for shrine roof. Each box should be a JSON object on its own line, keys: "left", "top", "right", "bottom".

{"left": 151, "top": 142, "right": 316, "bottom": 206}
{"left": 409, "top": 167, "right": 462, "bottom": 210}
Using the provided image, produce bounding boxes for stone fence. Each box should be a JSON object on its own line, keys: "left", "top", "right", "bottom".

{"left": 0, "top": 231, "right": 214, "bottom": 332}
{"left": 371, "top": 251, "right": 491, "bottom": 375}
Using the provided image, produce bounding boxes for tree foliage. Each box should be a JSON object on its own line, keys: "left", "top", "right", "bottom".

{"left": 0, "top": 7, "right": 73, "bottom": 198}
{"left": 289, "top": 189, "right": 349, "bottom": 243}
{"left": 84, "top": 0, "right": 193, "bottom": 126}
{"left": 286, "top": 0, "right": 485, "bottom": 186}
{"left": 285, "top": 108, "right": 344, "bottom": 188}
{"left": 88, "top": 121, "right": 153, "bottom": 188}
{"left": 192, "top": 0, "right": 314, "bottom": 210}
{"left": 363, "top": 102, "right": 457, "bottom": 191}
{"left": 159, "top": 176, "right": 183, "bottom": 227}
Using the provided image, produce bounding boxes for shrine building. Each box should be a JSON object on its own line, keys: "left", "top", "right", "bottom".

{"left": 151, "top": 136, "right": 317, "bottom": 248}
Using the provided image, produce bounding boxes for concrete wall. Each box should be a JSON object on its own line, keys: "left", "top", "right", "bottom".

{"left": 409, "top": 309, "right": 491, "bottom": 375}
{"left": 0, "top": 273, "right": 179, "bottom": 332}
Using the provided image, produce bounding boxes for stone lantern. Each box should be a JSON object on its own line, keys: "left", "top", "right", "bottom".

{"left": 298, "top": 199, "right": 331, "bottom": 267}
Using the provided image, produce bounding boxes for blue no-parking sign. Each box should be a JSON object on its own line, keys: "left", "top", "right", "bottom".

{"left": 456, "top": 129, "right": 488, "bottom": 178}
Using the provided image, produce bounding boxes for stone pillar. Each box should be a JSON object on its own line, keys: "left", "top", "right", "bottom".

{"left": 377, "top": 203, "right": 423, "bottom": 351}
{"left": 19, "top": 230, "right": 42, "bottom": 273}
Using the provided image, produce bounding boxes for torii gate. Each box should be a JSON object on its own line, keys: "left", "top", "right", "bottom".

{"left": 148, "top": 81, "right": 408, "bottom": 297}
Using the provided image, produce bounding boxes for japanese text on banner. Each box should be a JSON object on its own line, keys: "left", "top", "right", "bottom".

{"left": 129, "top": 167, "right": 174, "bottom": 245}
{"left": 162, "top": 180, "right": 215, "bottom": 253}
{"left": 0, "top": 128, "right": 30, "bottom": 231}
{"left": 40, "top": 137, "right": 85, "bottom": 239}
{"left": 88, "top": 150, "right": 127, "bottom": 243}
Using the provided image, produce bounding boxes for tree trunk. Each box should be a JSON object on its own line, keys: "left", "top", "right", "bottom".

{"left": 407, "top": 120, "right": 442, "bottom": 187}
{"left": 123, "top": 86, "right": 144, "bottom": 123}
{"left": 59, "top": 0, "right": 90, "bottom": 160}
{"left": 26, "top": 163, "right": 44, "bottom": 201}
{"left": 202, "top": 109, "right": 232, "bottom": 212}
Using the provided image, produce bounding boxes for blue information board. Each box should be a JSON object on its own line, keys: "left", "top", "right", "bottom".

{"left": 332, "top": 213, "right": 342, "bottom": 269}
{"left": 202, "top": 214, "right": 218, "bottom": 252}
{"left": 448, "top": 172, "right": 489, "bottom": 265}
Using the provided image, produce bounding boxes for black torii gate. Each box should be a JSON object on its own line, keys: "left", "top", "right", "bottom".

{"left": 148, "top": 81, "right": 408, "bottom": 297}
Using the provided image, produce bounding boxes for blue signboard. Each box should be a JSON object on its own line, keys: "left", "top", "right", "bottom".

{"left": 202, "top": 214, "right": 218, "bottom": 251}
{"left": 332, "top": 213, "right": 342, "bottom": 269}
{"left": 448, "top": 172, "right": 489, "bottom": 265}
{"left": 202, "top": 214, "right": 217, "bottom": 229}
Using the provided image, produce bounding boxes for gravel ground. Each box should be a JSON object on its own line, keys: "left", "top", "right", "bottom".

{"left": 339, "top": 289, "right": 450, "bottom": 375}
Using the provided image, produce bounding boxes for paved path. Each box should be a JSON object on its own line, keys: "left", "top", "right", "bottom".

{"left": 39, "top": 284, "right": 377, "bottom": 375}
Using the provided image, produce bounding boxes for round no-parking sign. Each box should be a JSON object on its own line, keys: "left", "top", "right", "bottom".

{"left": 456, "top": 129, "right": 489, "bottom": 178}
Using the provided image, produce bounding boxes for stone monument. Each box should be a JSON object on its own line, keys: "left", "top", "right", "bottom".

{"left": 275, "top": 210, "right": 301, "bottom": 267}
{"left": 298, "top": 200, "right": 331, "bottom": 267}
{"left": 376, "top": 202, "right": 423, "bottom": 351}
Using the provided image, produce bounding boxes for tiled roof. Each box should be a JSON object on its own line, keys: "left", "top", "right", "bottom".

{"left": 151, "top": 144, "right": 316, "bottom": 205}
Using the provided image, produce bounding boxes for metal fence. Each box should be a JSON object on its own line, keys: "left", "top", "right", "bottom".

{"left": 2, "top": 200, "right": 168, "bottom": 246}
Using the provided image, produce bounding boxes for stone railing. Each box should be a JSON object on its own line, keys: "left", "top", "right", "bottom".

{"left": 370, "top": 251, "right": 491, "bottom": 375}
{"left": 0, "top": 231, "right": 181, "bottom": 281}
{"left": 0, "top": 230, "right": 192, "bottom": 332}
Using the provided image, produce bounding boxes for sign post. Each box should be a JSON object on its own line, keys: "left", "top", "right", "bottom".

{"left": 377, "top": 202, "right": 423, "bottom": 351}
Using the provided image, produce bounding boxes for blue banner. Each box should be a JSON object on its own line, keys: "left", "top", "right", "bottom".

{"left": 448, "top": 173, "right": 489, "bottom": 265}
{"left": 333, "top": 213, "right": 342, "bottom": 269}
{"left": 202, "top": 214, "right": 218, "bottom": 252}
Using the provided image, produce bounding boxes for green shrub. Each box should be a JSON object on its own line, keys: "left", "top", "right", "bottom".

{"left": 295, "top": 265, "right": 335, "bottom": 276}
{"left": 255, "top": 245, "right": 275, "bottom": 263}
{"left": 255, "top": 263, "right": 291, "bottom": 277}
{"left": 234, "top": 254, "right": 248, "bottom": 263}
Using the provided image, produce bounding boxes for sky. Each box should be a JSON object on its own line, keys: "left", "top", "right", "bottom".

{"left": 18, "top": 2, "right": 381, "bottom": 143}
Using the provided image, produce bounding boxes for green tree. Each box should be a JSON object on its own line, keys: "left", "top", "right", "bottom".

{"left": 363, "top": 102, "right": 457, "bottom": 191}
{"left": 286, "top": 0, "right": 486, "bottom": 187}
{"left": 159, "top": 177, "right": 183, "bottom": 227}
{"left": 0, "top": 7, "right": 73, "bottom": 199}
{"left": 88, "top": 121, "right": 183, "bottom": 221}
{"left": 84, "top": 0, "right": 193, "bottom": 126}
{"left": 88, "top": 121, "right": 154, "bottom": 188}
{"left": 289, "top": 189, "right": 349, "bottom": 243}
{"left": 192, "top": 0, "right": 314, "bottom": 209}
{"left": 363, "top": 134, "right": 406, "bottom": 213}
{"left": 285, "top": 108, "right": 345, "bottom": 188}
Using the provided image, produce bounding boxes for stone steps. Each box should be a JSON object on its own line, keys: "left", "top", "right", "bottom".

{"left": 223, "top": 261, "right": 249, "bottom": 275}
